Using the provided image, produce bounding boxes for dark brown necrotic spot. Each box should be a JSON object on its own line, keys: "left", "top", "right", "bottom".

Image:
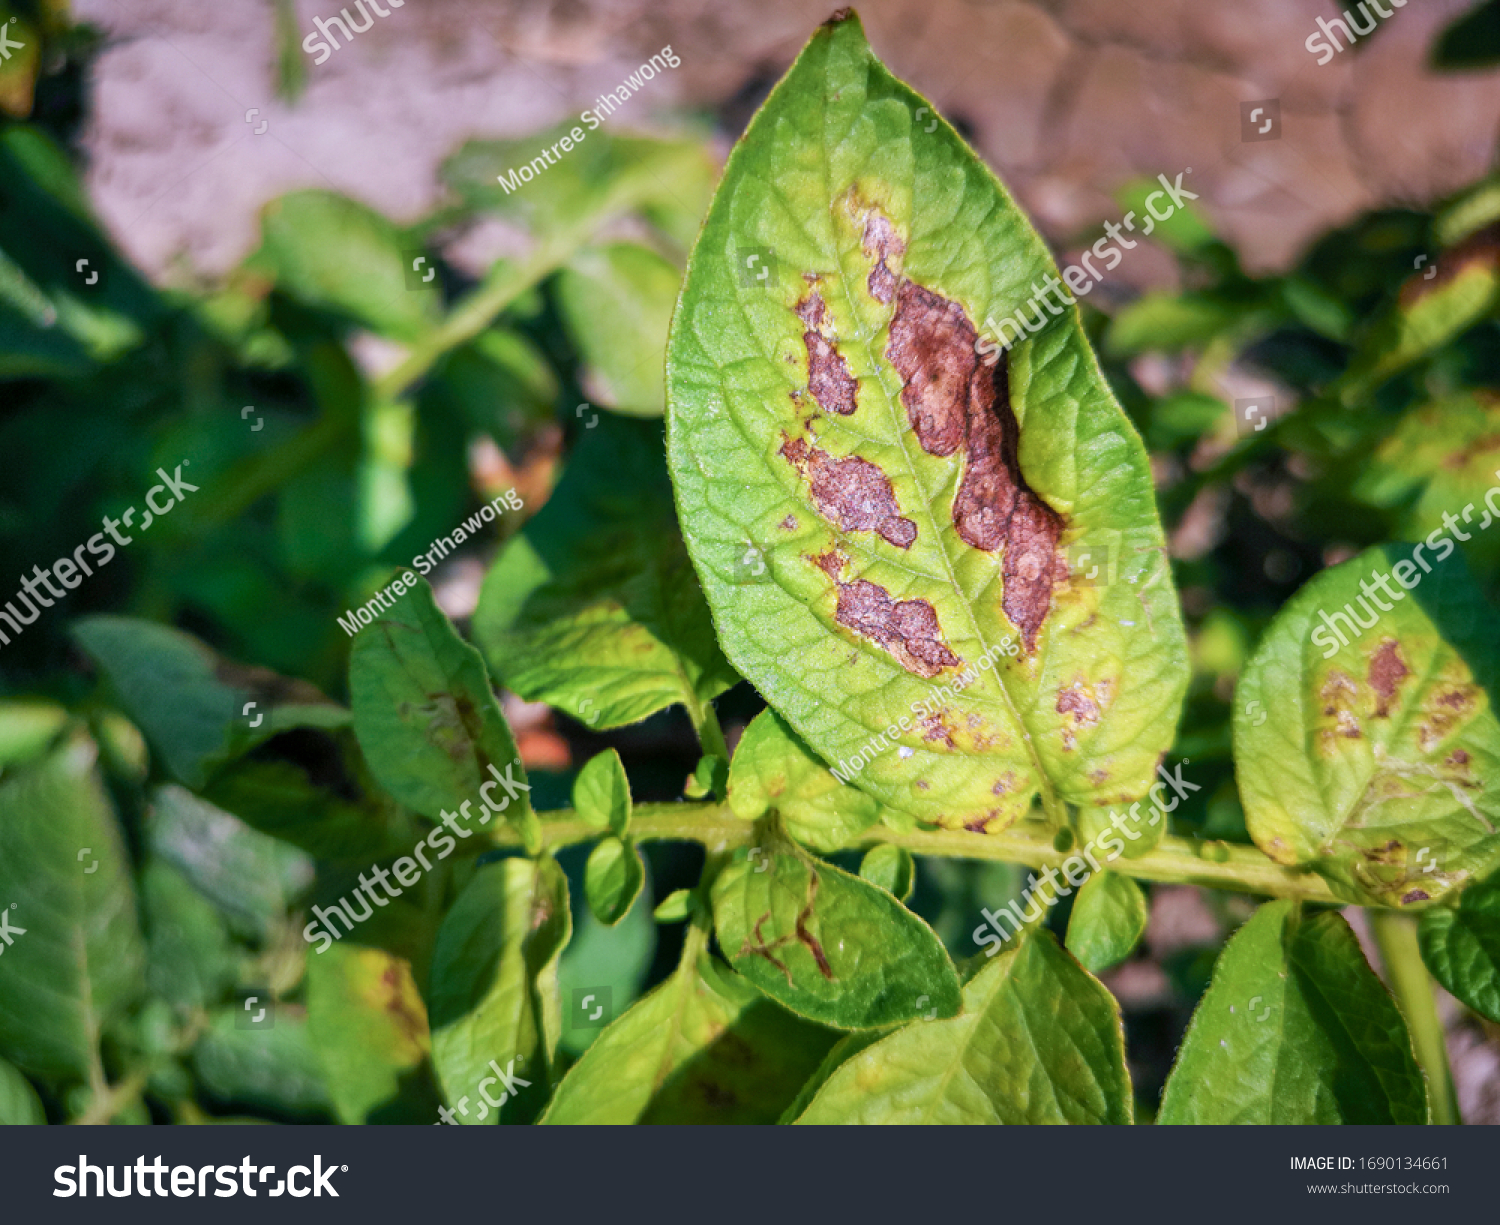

{"left": 795, "top": 290, "right": 858, "bottom": 417}
{"left": 1369, "top": 639, "right": 1409, "bottom": 718}
{"left": 862, "top": 211, "right": 905, "bottom": 305}
{"left": 780, "top": 435, "right": 917, "bottom": 548}
{"left": 885, "top": 280, "right": 1064, "bottom": 652}
{"left": 807, "top": 551, "right": 958, "bottom": 678}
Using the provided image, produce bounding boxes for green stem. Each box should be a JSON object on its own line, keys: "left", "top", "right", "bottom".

{"left": 373, "top": 240, "right": 571, "bottom": 402}
{"left": 1369, "top": 909, "right": 1460, "bottom": 1125}
{"left": 685, "top": 693, "right": 730, "bottom": 763}
{"left": 498, "top": 801, "right": 1341, "bottom": 902}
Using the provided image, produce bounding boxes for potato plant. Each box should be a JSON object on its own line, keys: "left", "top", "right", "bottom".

{"left": 2, "top": 10, "right": 1500, "bottom": 1126}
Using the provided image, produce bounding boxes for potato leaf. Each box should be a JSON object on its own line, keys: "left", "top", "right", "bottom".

{"left": 1064, "top": 870, "right": 1147, "bottom": 974}
{"left": 429, "top": 858, "right": 570, "bottom": 1124}
{"left": 474, "top": 412, "right": 738, "bottom": 730}
{"left": 1158, "top": 901, "right": 1427, "bottom": 1124}
{"left": 710, "top": 831, "right": 960, "bottom": 1029}
{"left": 0, "top": 733, "right": 145, "bottom": 1081}
{"left": 350, "top": 578, "right": 537, "bottom": 845}
{"left": 665, "top": 13, "right": 1186, "bottom": 832}
{"left": 1419, "top": 870, "right": 1500, "bottom": 1023}
{"left": 728, "top": 708, "right": 880, "bottom": 852}
{"left": 541, "top": 946, "right": 836, "bottom": 1124}
{"left": 1234, "top": 545, "right": 1500, "bottom": 907}
{"left": 793, "top": 930, "right": 1131, "bottom": 1123}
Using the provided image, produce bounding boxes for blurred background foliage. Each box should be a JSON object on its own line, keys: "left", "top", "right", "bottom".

{"left": 1, "top": 0, "right": 1499, "bottom": 1124}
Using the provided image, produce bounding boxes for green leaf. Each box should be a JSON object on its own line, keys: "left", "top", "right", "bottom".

{"left": 556, "top": 243, "right": 679, "bottom": 416}
{"left": 0, "top": 698, "right": 67, "bottom": 770}
{"left": 728, "top": 708, "right": 879, "bottom": 852}
{"left": 1064, "top": 870, "right": 1146, "bottom": 974}
{"left": 1419, "top": 871, "right": 1500, "bottom": 1023}
{"left": 584, "top": 837, "right": 646, "bottom": 926}
{"left": 474, "top": 412, "right": 738, "bottom": 730}
{"left": 349, "top": 578, "right": 538, "bottom": 847}
{"left": 711, "top": 831, "right": 960, "bottom": 1029}
{"left": 0, "top": 1055, "right": 43, "bottom": 1123}
{"left": 653, "top": 888, "right": 695, "bottom": 923}
{"left": 858, "top": 844, "right": 914, "bottom": 900}
{"left": 664, "top": 13, "right": 1186, "bottom": 833}
{"left": 442, "top": 128, "right": 715, "bottom": 253}
{"left": 146, "top": 784, "right": 315, "bottom": 942}
{"left": 249, "top": 190, "right": 439, "bottom": 342}
{"left": 305, "top": 943, "right": 441, "bottom": 1124}
{"left": 541, "top": 945, "right": 837, "bottom": 1123}
{"left": 793, "top": 930, "right": 1131, "bottom": 1123}
{"left": 1354, "top": 393, "right": 1500, "bottom": 573}
{"left": 686, "top": 753, "right": 728, "bottom": 800}
{"left": 1337, "top": 224, "right": 1500, "bottom": 399}
{"left": 192, "top": 1011, "right": 333, "bottom": 1120}
{"left": 572, "top": 748, "right": 631, "bottom": 834}
{"left": 429, "top": 857, "right": 570, "bottom": 1124}
{"left": 1159, "top": 901, "right": 1428, "bottom": 1124}
{"left": 141, "top": 860, "right": 238, "bottom": 1010}
{"left": 1234, "top": 545, "right": 1500, "bottom": 907}
{"left": 72, "top": 615, "right": 348, "bottom": 789}
{"left": 0, "top": 732, "right": 145, "bottom": 1080}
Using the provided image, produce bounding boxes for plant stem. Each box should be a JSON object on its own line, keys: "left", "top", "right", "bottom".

{"left": 1369, "top": 909, "right": 1460, "bottom": 1125}
{"left": 502, "top": 801, "right": 1342, "bottom": 903}
{"left": 685, "top": 693, "right": 730, "bottom": 763}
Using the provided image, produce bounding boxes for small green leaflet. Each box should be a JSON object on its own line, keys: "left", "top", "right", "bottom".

{"left": 793, "top": 931, "right": 1131, "bottom": 1124}
{"left": 1234, "top": 545, "right": 1500, "bottom": 907}
{"left": 572, "top": 748, "right": 632, "bottom": 834}
{"left": 728, "top": 708, "right": 879, "bottom": 852}
{"left": 1065, "top": 870, "right": 1147, "bottom": 974}
{"left": 1159, "top": 901, "right": 1427, "bottom": 1124}
{"left": 665, "top": 12, "right": 1186, "bottom": 833}
{"left": 584, "top": 837, "right": 646, "bottom": 926}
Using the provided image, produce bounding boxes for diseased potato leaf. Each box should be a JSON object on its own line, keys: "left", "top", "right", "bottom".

{"left": 710, "top": 831, "right": 960, "bottom": 1029}
{"left": 665, "top": 13, "right": 1186, "bottom": 832}
{"left": 306, "top": 943, "right": 442, "bottom": 1124}
{"left": 1159, "top": 901, "right": 1427, "bottom": 1124}
{"left": 1235, "top": 545, "right": 1500, "bottom": 907}
{"left": 793, "top": 931, "right": 1131, "bottom": 1123}
{"left": 350, "top": 578, "right": 536, "bottom": 844}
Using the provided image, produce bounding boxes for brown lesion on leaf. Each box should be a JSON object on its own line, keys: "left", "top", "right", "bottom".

{"left": 779, "top": 514, "right": 798, "bottom": 531}
{"left": 861, "top": 209, "right": 905, "bottom": 305}
{"left": 780, "top": 434, "right": 917, "bottom": 548}
{"left": 1418, "top": 676, "right": 1479, "bottom": 752}
{"left": 795, "top": 289, "right": 859, "bottom": 417}
{"left": 805, "top": 549, "right": 959, "bottom": 678}
{"left": 735, "top": 871, "right": 835, "bottom": 985}
{"left": 1318, "top": 669, "right": 1362, "bottom": 743}
{"left": 917, "top": 711, "right": 959, "bottom": 748}
{"left": 1369, "top": 639, "right": 1409, "bottom": 718}
{"left": 884, "top": 279, "right": 1064, "bottom": 653}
